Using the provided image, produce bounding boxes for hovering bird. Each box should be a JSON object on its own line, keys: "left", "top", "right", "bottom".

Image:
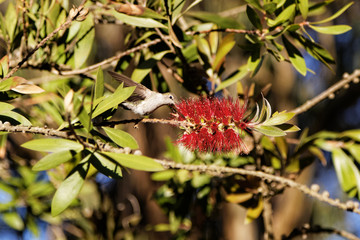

{"left": 108, "top": 71, "right": 175, "bottom": 116}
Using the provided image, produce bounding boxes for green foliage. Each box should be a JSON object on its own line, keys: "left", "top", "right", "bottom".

{"left": 0, "top": 0, "right": 357, "bottom": 238}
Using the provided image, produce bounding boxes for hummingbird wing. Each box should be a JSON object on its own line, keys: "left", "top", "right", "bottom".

{"left": 108, "top": 71, "right": 148, "bottom": 101}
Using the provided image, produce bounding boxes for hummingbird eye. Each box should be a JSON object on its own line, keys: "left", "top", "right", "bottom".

{"left": 169, "top": 95, "right": 174, "bottom": 100}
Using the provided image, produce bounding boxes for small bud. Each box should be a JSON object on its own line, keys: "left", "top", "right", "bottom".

{"left": 310, "top": 184, "right": 320, "bottom": 192}
{"left": 124, "top": 147, "right": 131, "bottom": 154}
{"left": 353, "top": 77, "right": 359, "bottom": 84}
{"left": 344, "top": 84, "right": 350, "bottom": 89}
{"left": 328, "top": 93, "right": 335, "bottom": 99}
{"left": 346, "top": 200, "right": 355, "bottom": 210}
{"left": 76, "top": 8, "right": 89, "bottom": 21}
{"left": 322, "top": 191, "right": 330, "bottom": 198}
{"left": 343, "top": 72, "right": 349, "bottom": 78}
{"left": 69, "top": 7, "right": 77, "bottom": 19}
{"left": 133, "top": 150, "right": 142, "bottom": 155}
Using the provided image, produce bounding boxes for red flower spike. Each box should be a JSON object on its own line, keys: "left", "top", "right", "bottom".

{"left": 173, "top": 98, "right": 249, "bottom": 154}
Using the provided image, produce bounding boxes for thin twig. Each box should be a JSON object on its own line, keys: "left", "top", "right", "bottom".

{"left": 1, "top": 122, "right": 360, "bottom": 215}
{"left": 283, "top": 224, "right": 360, "bottom": 240}
{"left": 291, "top": 69, "right": 360, "bottom": 115}
{"left": 186, "top": 28, "right": 262, "bottom": 36}
{"left": 2, "top": 0, "right": 87, "bottom": 81}
{"left": 51, "top": 38, "right": 166, "bottom": 76}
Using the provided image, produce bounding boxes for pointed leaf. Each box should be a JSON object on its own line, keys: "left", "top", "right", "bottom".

{"left": 298, "top": 0, "right": 309, "bottom": 19}
{"left": 226, "top": 193, "right": 253, "bottom": 204}
{"left": 332, "top": 148, "right": 357, "bottom": 193}
{"left": 74, "top": 13, "right": 95, "bottom": 68}
{"left": 216, "top": 65, "right": 249, "bottom": 92}
{"left": 51, "top": 161, "right": 89, "bottom": 216}
{"left": 91, "top": 152, "right": 122, "bottom": 178}
{"left": 32, "top": 150, "right": 77, "bottom": 171}
{"left": 111, "top": 10, "right": 166, "bottom": 28}
{"left": 267, "top": 4, "right": 296, "bottom": 27}
{"left": 103, "top": 152, "right": 164, "bottom": 171}
{"left": 0, "top": 111, "right": 32, "bottom": 126}
{"left": 91, "top": 85, "right": 135, "bottom": 118}
{"left": 11, "top": 83, "right": 45, "bottom": 94}
{"left": 0, "top": 102, "right": 14, "bottom": 112}
{"left": 282, "top": 36, "right": 307, "bottom": 76}
{"left": 262, "top": 111, "right": 295, "bottom": 126}
{"left": 95, "top": 67, "right": 104, "bottom": 99}
{"left": 0, "top": 55, "right": 9, "bottom": 77}
{"left": 5, "top": 2, "right": 17, "bottom": 42}
{"left": 253, "top": 125, "right": 286, "bottom": 137}
{"left": 309, "top": 25, "right": 352, "bottom": 35}
{"left": 246, "top": 5, "right": 262, "bottom": 30}
{"left": 311, "top": 2, "right": 354, "bottom": 24}
{"left": 103, "top": 127, "right": 139, "bottom": 149}
{"left": 212, "top": 34, "right": 236, "bottom": 71}
{"left": 3, "top": 212, "right": 24, "bottom": 231}
{"left": 22, "top": 139, "right": 83, "bottom": 152}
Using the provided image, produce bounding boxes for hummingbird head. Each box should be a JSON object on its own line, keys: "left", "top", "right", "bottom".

{"left": 162, "top": 93, "right": 176, "bottom": 105}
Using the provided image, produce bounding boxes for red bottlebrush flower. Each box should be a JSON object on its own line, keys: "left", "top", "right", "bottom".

{"left": 173, "top": 98, "right": 249, "bottom": 154}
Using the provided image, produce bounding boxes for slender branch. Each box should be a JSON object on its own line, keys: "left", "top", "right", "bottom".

{"left": 284, "top": 224, "right": 360, "bottom": 240}
{"left": 291, "top": 69, "right": 360, "bottom": 115}
{"left": 94, "top": 118, "right": 194, "bottom": 127}
{"left": 1, "top": 122, "right": 360, "bottom": 215}
{"left": 2, "top": 0, "right": 87, "bottom": 81}
{"left": 186, "top": 28, "right": 263, "bottom": 36}
{"left": 51, "top": 38, "right": 165, "bottom": 76}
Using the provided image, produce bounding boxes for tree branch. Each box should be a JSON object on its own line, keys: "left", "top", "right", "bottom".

{"left": 1, "top": 121, "right": 360, "bottom": 216}
{"left": 284, "top": 224, "right": 360, "bottom": 240}
{"left": 291, "top": 69, "right": 360, "bottom": 115}
{"left": 2, "top": 0, "right": 88, "bottom": 81}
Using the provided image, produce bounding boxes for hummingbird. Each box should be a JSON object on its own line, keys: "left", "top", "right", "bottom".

{"left": 108, "top": 71, "right": 176, "bottom": 116}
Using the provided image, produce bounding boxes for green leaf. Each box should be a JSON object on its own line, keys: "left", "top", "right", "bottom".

{"left": 111, "top": 10, "right": 166, "bottom": 28}
{"left": 0, "top": 55, "right": 9, "bottom": 77}
{"left": 51, "top": 161, "right": 89, "bottom": 216}
{"left": 5, "top": 2, "right": 17, "bottom": 42}
{"left": 345, "top": 144, "right": 360, "bottom": 164}
{"left": 103, "top": 127, "right": 139, "bottom": 149}
{"left": 262, "top": 111, "right": 295, "bottom": 126}
{"left": 340, "top": 129, "right": 360, "bottom": 141}
{"left": 103, "top": 152, "right": 164, "bottom": 171}
{"left": 246, "top": 5, "right": 262, "bottom": 30}
{"left": 282, "top": 36, "right": 307, "bottom": 76}
{"left": 32, "top": 150, "right": 77, "bottom": 171}
{"left": 0, "top": 111, "right": 32, "bottom": 126}
{"left": 95, "top": 67, "right": 104, "bottom": 99}
{"left": 191, "top": 174, "right": 211, "bottom": 188}
{"left": 267, "top": 4, "right": 296, "bottom": 27}
{"left": 245, "top": 0, "right": 262, "bottom": 11}
{"left": 311, "top": 2, "right": 354, "bottom": 24}
{"left": 253, "top": 125, "right": 286, "bottom": 137}
{"left": 172, "top": 0, "right": 202, "bottom": 24}
{"left": 151, "top": 170, "right": 176, "bottom": 181}
{"left": 0, "top": 102, "right": 14, "bottom": 112}
{"left": 91, "top": 152, "right": 122, "bottom": 178}
{"left": 91, "top": 85, "right": 135, "bottom": 118}
{"left": 131, "top": 50, "right": 171, "bottom": 82}
{"left": 22, "top": 139, "right": 83, "bottom": 153}
{"left": 332, "top": 148, "right": 358, "bottom": 193}
{"left": 212, "top": 34, "right": 236, "bottom": 71}
{"left": 247, "top": 45, "right": 263, "bottom": 75}
{"left": 74, "top": 13, "right": 95, "bottom": 68}
{"left": 3, "top": 212, "right": 24, "bottom": 231}
{"left": 216, "top": 64, "right": 249, "bottom": 92}
{"left": 309, "top": 25, "right": 352, "bottom": 35}
{"left": 298, "top": 0, "right": 309, "bottom": 19}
